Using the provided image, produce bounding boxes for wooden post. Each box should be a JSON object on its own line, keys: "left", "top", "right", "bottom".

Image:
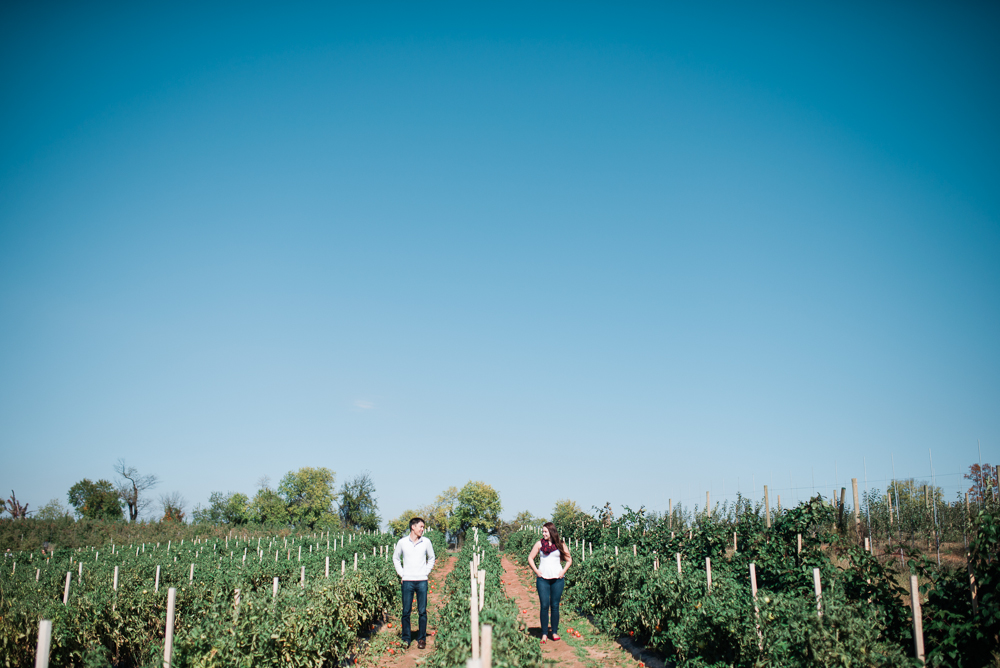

{"left": 325, "top": 556, "right": 330, "bottom": 578}
{"left": 481, "top": 624, "right": 493, "bottom": 668}
{"left": 733, "top": 532, "right": 737, "bottom": 553}
{"left": 676, "top": 553, "right": 681, "bottom": 574}
{"left": 797, "top": 533, "right": 802, "bottom": 555}
{"left": 968, "top": 552, "right": 978, "bottom": 615}
{"left": 471, "top": 575, "right": 480, "bottom": 659}
{"left": 155, "top": 565, "right": 160, "bottom": 592}
{"left": 63, "top": 572, "right": 71, "bottom": 605}
{"left": 852, "top": 478, "right": 860, "bottom": 530}
{"left": 839, "top": 488, "right": 846, "bottom": 527}
{"left": 273, "top": 577, "right": 279, "bottom": 598}
{"left": 764, "top": 486, "right": 771, "bottom": 528}
{"left": 342, "top": 560, "right": 345, "bottom": 575}
{"left": 965, "top": 493, "right": 970, "bottom": 518}
{"left": 910, "top": 575, "right": 925, "bottom": 664}
{"left": 750, "top": 563, "right": 762, "bottom": 649}
{"left": 888, "top": 492, "right": 894, "bottom": 525}
{"left": 301, "top": 566, "right": 305, "bottom": 587}
{"left": 114, "top": 565, "right": 119, "bottom": 590}
{"left": 633, "top": 544, "right": 637, "bottom": 557}
{"left": 233, "top": 589, "right": 241, "bottom": 619}
{"left": 164, "top": 588, "right": 176, "bottom": 668}
{"left": 34, "top": 619, "right": 52, "bottom": 668}
{"left": 706, "top": 491, "right": 711, "bottom": 517}
{"left": 78, "top": 562, "right": 82, "bottom": 578}
{"left": 478, "top": 569, "right": 486, "bottom": 611}
{"left": 706, "top": 557, "right": 712, "bottom": 593}
{"left": 813, "top": 568, "right": 822, "bottom": 617}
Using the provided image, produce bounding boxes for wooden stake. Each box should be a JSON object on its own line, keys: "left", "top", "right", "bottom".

{"left": 706, "top": 557, "right": 712, "bottom": 593}
{"left": 478, "top": 569, "right": 486, "bottom": 611}
{"left": 300, "top": 567, "right": 305, "bottom": 587}
{"left": 733, "top": 532, "right": 737, "bottom": 553}
{"left": 706, "top": 491, "right": 711, "bottom": 517}
{"left": 764, "top": 486, "right": 771, "bottom": 528}
{"left": 481, "top": 624, "right": 493, "bottom": 668}
{"left": 113, "top": 566, "right": 119, "bottom": 590}
{"left": 797, "top": 533, "right": 802, "bottom": 555}
{"left": 910, "top": 575, "right": 925, "bottom": 664}
{"left": 750, "top": 563, "right": 762, "bottom": 649}
{"left": 676, "top": 553, "right": 681, "bottom": 574}
{"left": 471, "top": 575, "right": 480, "bottom": 659}
{"left": 63, "top": 572, "right": 71, "bottom": 605}
{"left": 164, "top": 588, "right": 176, "bottom": 668}
{"left": 354, "top": 553, "right": 358, "bottom": 571}
{"left": 273, "top": 577, "right": 279, "bottom": 598}
{"left": 34, "top": 619, "right": 52, "bottom": 668}
{"left": 852, "top": 478, "right": 860, "bottom": 529}
{"left": 155, "top": 565, "right": 160, "bottom": 592}
{"left": 813, "top": 568, "right": 822, "bottom": 617}
{"left": 325, "top": 556, "right": 330, "bottom": 578}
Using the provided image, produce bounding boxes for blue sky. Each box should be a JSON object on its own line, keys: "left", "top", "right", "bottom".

{"left": 2, "top": 2, "right": 997, "bottom": 525}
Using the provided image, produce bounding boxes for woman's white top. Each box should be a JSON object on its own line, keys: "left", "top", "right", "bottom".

{"left": 538, "top": 545, "right": 563, "bottom": 579}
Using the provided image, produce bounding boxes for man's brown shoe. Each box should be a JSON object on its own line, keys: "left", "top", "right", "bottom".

{"left": 417, "top": 640, "right": 426, "bottom": 649}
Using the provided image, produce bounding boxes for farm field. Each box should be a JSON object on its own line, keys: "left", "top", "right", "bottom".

{"left": 0, "top": 529, "right": 438, "bottom": 667}
{"left": 1, "top": 487, "right": 997, "bottom": 668}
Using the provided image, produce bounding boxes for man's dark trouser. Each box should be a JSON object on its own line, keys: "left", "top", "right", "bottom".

{"left": 401, "top": 580, "right": 428, "bottom": 643}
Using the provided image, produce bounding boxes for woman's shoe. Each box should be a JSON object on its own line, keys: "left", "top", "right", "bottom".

{"left": 551, "top": 633, "right": 561, "bottom": 641}
{"left": 540, "top": 636, "right": 547, "bottom": 644}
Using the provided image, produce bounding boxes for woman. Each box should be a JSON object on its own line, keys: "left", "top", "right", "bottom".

{"left": 528, "top": 521, "right": 572, "bottom": 643}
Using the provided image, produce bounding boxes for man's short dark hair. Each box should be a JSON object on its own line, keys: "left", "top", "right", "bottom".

{"left": 410, "top": 517, "right": 425, "bottom": 530}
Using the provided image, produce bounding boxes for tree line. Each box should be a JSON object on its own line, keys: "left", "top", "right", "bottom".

{"left": 2, "top": 463, "right": 381, "bottom": 532}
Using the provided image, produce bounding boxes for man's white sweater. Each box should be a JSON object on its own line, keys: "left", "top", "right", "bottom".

{"left": 393, "top": 535, "right": 436, "bottom": 581}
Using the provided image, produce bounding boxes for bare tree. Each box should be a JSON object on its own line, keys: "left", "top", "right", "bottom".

{"left": 114, "top": 459, "right": 158, "bottom": 522}
{"left": 5, "top": 490, "right": 30, "bottom": 519}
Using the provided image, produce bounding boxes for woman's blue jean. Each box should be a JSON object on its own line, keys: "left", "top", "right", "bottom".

{"left": 536, "top": 577, "right": 565, "bottom": 636}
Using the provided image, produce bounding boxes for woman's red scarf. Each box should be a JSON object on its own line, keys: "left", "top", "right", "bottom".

{"left": 540, "top": 539, "right": 560, "bottom": 555}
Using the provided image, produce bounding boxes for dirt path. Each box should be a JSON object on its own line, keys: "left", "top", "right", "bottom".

{"left": 501, "top": 555, "right": 653, "bottom": 668}
{"left": 366, "top": 554, "right": 456, "bottom": 667}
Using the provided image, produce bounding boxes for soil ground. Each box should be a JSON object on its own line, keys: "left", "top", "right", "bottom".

{"left": 355, "top": 552, "right": 666, "bottom": 668}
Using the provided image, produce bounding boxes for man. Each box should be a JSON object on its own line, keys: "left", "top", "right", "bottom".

{"left": 392, "top": 516, "right": 436, "bottom": 649}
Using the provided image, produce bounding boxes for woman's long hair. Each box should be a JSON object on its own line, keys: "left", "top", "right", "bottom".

{"left": 543, "top": 521, "right": 569, "bottom": 561}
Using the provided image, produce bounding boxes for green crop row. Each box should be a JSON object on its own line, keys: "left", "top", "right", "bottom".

{"left": 508, "top": 492, "right": 1000, "bottom": 667}
{"left": 426, "top": 537, "right": 541, "bottom": 668}
{"left": 0, "top": 532, "right": 402, "bottom": 667}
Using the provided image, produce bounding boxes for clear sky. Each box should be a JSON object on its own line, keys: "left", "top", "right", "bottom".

{"left": 2, "top": 2, "right": 998, "bottom": 526}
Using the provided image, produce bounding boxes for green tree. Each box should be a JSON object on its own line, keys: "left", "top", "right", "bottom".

{"left": 279, "top": 467, "right": 337, "bottom": 529}
{"left": 388, "top": 509, "right": 421, "bottom": 536}
{"left": 424, "top": 486, "right": 458, "bottom": 535}
{"left": 192, "top": 491, "right": 249, "bottom": 525}
{"left": 248, "top": 487, "right": 290, "bottom": 526}
{"left": 339, "top": 472, "right": 380, "bottom": 531}
{"left": 551, "top": 498, "right": 585, "bottom": 531}
{"left": 67, "top": 479, "right": 123, "bottom": 521}
{"left": 450, "top": 481, "right": 502, "bottom": 541}
{"left": 36, "top": 498, "right": 72, "bottom": 520}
